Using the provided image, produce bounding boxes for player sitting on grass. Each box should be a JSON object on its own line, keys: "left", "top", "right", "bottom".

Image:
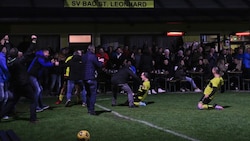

{"left": 124, "top": 72, "right": 150, "bottom": 106}
{"left": 133, "top": 72, "right": 151, "bottom": 106}
{"left": 197, "top": 67, "right": 224, "bottom": 110}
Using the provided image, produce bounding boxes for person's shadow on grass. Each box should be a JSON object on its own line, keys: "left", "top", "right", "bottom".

{"left": 95, "top": 110, "right": 112, "bottom": 116}
{"left": 117, "top": 101, "right": 155, "bottom": 106}
{"left": 222, "top": 106, "right": 231, "bottom": 109}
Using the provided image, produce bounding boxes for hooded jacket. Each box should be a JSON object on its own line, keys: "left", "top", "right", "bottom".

{"left": 28, "top": 50, "right": 54, "bottom": 78}
{"left": 67, "top": 55, "right": 83, "bottom": 81}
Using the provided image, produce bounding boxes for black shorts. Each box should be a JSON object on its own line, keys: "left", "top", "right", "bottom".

{"left": 199, "top": 95, "right": 211, "bottom": 104}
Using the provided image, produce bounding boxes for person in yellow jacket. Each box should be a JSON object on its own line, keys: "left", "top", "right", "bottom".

{"left": 55, "top": 55, "right": 72, "bottom": 104}
{"left": 55, "top": 55, "right": 82, "bottom": 105}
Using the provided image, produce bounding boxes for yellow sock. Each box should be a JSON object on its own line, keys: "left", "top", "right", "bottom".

{"left": 134, "top": 102, "right": 139, "bottom": 106}
{"left": 202, "top": 104, "right": 213, "bottom": 109}
{"left": 59, "top": 94, "right": 64, "bottom": 101}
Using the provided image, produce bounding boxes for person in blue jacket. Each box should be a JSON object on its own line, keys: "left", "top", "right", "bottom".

{"left": 0, "top": 46, "right": 9, "bottom": 116}
{"left": 243, "top": 47, "right": 250, "bottom": 79}
{"left": 82, "top": 45, "right": 103, "bottom": 115}
{"left": 28, "top": 48, "right": 59, "bottom": 112}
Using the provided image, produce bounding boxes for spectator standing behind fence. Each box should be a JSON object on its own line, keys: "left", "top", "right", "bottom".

{"left": 243, "top": 47, "right": 250, "bottom": 79}
{"left": 82, "top": 45, "right": 103, "bottom": 115}
{"left": 227, "top": 57, "right": 242, "bottom": 90}
{"left": 112, "top": 47, "right": 126, "bottom": 70}
{"left": 234, "top": 47, "right": 244, "bottom": 60}
{"left": 134, "top": 48, "right": 142, "bottom": 70}
{"left": 96, "top": 47, "right": 109, "bottom": 68}
{"left": 139, "top": 48, "right": 154, "bottom": 73}
{"left": 217, "top": 59, "right": 228, "bottom": 77}
{"left": 28, "top": 48, "right": 59, "bottom": 112}
{"left": 206, "top": 47, "right": 218, "bottom": 69}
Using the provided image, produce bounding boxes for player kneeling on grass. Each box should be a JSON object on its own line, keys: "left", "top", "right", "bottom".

{"left": 197, "top": 67, "right": 225, "bottom": 110}
{"left": 133, "top": 72, "right": 151, "bottom": 106}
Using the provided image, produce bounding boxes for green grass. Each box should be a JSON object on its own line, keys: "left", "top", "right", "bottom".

{"left": 1, "top": 91, "right": 250, "bottom": 141}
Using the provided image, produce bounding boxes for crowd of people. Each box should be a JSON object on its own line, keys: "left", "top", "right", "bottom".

{"left": 0, "top": 35, "right": 105, "bottom": 122}
{"left": 1, "top": 34, "right": 250, "bottom": 122}
{"left": 98, "top": 43, "right": 250, "bottom": 93}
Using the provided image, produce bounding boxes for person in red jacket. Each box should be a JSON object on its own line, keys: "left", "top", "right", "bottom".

{"left": 96, "top": 47, "right": 109, "bottom": 68}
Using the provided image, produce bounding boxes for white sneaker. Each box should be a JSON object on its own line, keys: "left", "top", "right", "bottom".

{"left": 180, "top": 88, "right": 185, "bottom": 92}
{"left": 194, "top": 88, "right": 202, "bottom": 92}
{"left": 158, "top": 88, "right": 166, "bottom": 93}
{"left": 139, "top": 102, "right": 146, "bottom": 106}
{"left": 82, "top": 102, "right": 87, "bottom": 107}
{"left": 148, "top": 91, "right": 151, "bottom": 95}
{"left": 2, "top": 116, "right": 9, "bottom": 120}
{"left": 215, "top": 105, "right": 224, "bottom": 110}
{"left": 152, "top": 89, "right": 157, "bottom": 94}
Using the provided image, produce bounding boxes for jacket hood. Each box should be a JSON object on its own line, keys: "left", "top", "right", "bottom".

{"left": 72, "top": 55, "right": 82, "bottom": 61}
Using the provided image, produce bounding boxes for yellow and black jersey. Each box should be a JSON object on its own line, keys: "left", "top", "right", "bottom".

{"left": 204, "top": 76, "right": 224, "bottom": 99}
{"left": 137, "top": 80, "right": 150, "bottom": 101}
{"left": 64, "top": 55, "right": 73, "bottom": 77}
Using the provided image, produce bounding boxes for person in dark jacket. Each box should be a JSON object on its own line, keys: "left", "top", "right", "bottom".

{"left": 82, "top": 45, "right": 103, "bottom": 115}
{"left": 138, "top": 48, "right": 154, "bottom": 73}
{"left": 174, "top": 59, "right": 202, "bottom": 92}
{"left": 49, "top": 53, "right": 63, "bottom": 96}
{"left": 1, "top": 48, "right": 37, "bottom": 123}
{"left": 65, "top": 50, "right": 86, "bottom": 107}
{"left": 24, "top": 35, "right": 39, "bottom": 68}
{"left": 1, "top": 35, "right": 13, "bottom": 54}
{"left": 111, "top": 59, "right": 141, "bottom": 108}
{"left": 28, "top": 48, "right": 59, "bottom": 112}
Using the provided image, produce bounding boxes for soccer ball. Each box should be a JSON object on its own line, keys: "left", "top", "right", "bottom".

{"left": 77, "top": 130, "right": 90, "bottom": 141}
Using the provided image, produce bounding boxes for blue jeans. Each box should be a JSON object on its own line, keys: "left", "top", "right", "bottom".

{"left": 185, "top": 76, "right": 198, "bottom": 89}
{"left": 0, "top": 82, "right": 8, "bottom": 112}
{"left": 66, "top": 80, "right": 86, "bottom": 103}
{"left": 0, "top": 82, "right": 8, "bottom": 102}
{"left": 50, "top": 74, "right": 62, "bottom": 94}
{"left": 29, "top": 76, "right": 45, "bottom": 109}
{"left": 84, "top": 79, "right": 97, "bottom": 113}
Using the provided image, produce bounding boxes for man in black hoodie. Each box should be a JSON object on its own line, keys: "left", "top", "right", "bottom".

{"left": 1, "top": 48, "right": 37, "bottom": 123}
{"left": 111, "top": 59, "right": 141, "bottom": 108}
